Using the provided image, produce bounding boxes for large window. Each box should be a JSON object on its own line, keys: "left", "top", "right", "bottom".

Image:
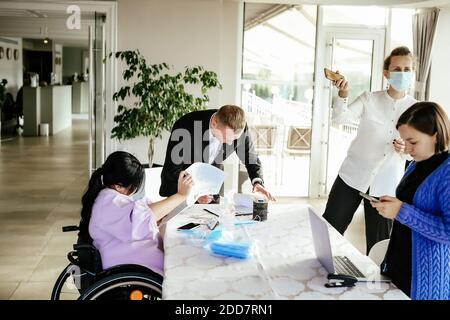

{"left": 390, "top": 8, "right": 414, "bottom": 50}
{"left": 241, "top": 4, "right": 317, "bottom": 197}
{"left": 240, "top": 4, "right": 414, "bottom": 198}
{"left": 322, "top": 5, "right": 388, "bottom": 26}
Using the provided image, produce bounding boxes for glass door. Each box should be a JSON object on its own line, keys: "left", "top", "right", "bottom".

{"left": 88, "top": 13, "right": 106, "bottom": 174}
{"left": 240, "top": 4, "right": 317, "bottom": 197}
{"left": 320, "top": 28, "right": 384, "bottom": 196}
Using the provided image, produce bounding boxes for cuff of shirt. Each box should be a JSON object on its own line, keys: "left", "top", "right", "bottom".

{"left": 252, "top": 178, "right": 264, "bottom": 186}
{"left": 336, "top": 95, "right": 348, "bottom": 105}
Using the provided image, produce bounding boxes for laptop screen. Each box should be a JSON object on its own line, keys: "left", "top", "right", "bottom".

{"left": 308, "top": 208, "right": 335, "bottom": 274}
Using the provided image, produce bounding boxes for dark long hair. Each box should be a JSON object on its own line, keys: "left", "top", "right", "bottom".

{"left": 78, "top": 151, "right": 144, "bottom": 243}
{"left": 396, "top": 101, "right": 450, "bottom": 153}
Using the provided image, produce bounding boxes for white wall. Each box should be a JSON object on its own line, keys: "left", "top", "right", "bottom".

{"left": 429, "top": 7, "right": 450, "bottom": 116}
{"left": 0, "top": 36, "right": 23, "bottom": 97}
{"left": 115, "top": 0, "right": 242, "bottom": 166}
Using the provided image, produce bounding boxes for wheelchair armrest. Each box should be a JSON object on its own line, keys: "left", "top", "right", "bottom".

{"left": 62, "top": 225, "right": 79, "bottom": 232}
{"left": 73, "top": 244, "right": 96, "bottom": 251}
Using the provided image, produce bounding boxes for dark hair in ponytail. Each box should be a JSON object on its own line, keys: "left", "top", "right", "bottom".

{"left": 78, "top": 151, "right": 144, "bottom": 244}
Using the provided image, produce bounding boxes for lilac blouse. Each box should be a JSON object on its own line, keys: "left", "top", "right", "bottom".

{"left": 89, "top": 188, "right": 164, "bottom": 275}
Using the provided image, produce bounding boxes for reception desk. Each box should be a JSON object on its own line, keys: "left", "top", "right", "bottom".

{"left": 23, "top": 87, "right": 41, "bottom": 136}
{"left": 23, "top": 85, "right": 72, "bottom": 136}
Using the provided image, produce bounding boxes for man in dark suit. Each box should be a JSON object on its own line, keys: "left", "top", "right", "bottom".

{"left": 159, "top": 105, "right": 274, "bottom": 203}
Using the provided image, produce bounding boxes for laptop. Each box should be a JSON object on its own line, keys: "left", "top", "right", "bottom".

{"left": 308, "top": 207, "right": 390, "bottom": 283}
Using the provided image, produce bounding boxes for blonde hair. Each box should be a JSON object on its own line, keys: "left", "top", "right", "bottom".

{"left": 383, "top": 46, "right": 415, "bottom": 70}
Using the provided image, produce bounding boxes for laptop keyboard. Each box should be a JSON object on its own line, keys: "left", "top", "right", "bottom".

{"left": 333, "top": 256, "right": 365, "bottom": 278}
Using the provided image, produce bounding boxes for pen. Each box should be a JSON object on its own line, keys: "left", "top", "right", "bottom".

{"left": 235, "top": 213, "right": 253, "bottom": 216}
{"left": 203, "top": 208, "right": 219, "bottom": 217}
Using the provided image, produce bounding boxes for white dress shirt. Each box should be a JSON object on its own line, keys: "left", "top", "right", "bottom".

{"left": 208, "top": 128, "right": 222, "bottom": 164}
{"left": 208, "top": 114, "right": 263, "bottom": 186}
{"left": 333, "top": 90, "right": 417, "bottom": 197}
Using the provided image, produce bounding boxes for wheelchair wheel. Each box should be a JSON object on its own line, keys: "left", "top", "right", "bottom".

{"left": 51, "top": 263, "right": 84, "bottom": 300}
{"left": 78, "top": 272, "right": 162, "bottom": 300}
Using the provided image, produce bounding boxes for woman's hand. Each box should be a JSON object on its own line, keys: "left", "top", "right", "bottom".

{"left": 176, "top": 171, "right": 193, "bottom": 197}
{"left": 393, "top": 138, "right": 406, "bottom": 154}
{"left": 333, "top": 71, "right": 349, "bottom": 98}
{"left": 370, "top": 196, "right": 403, "bottom": 219}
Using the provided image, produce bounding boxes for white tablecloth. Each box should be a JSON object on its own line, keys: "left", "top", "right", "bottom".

{"left": 162, "top": 204, "right": 409, "bottom": 300}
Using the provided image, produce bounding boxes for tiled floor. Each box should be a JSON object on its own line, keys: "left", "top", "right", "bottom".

{"left": 0, "top": 119, "right": 88, "bottom": 300}
{"left": 0, "top": 118, "right": 366, "bottom": 300}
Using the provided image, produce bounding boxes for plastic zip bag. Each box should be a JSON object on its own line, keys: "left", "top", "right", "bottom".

{"left": 207, "top": 240, "right": 253, "bottom": 259}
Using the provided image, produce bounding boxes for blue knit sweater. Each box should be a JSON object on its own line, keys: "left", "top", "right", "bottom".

{"left": 396, "top": 157, "right": 450, "bottom": 300}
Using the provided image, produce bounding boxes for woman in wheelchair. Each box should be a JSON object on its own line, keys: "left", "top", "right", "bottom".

{"left": 52, "top": 151, "right": 193, "bottom": 300}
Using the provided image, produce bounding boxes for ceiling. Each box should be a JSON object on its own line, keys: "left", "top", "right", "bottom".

{"left": 0, "top": 7, "right": 95, "bottom": 47}
{"left": 0, "top": 0, "right": 448, "bottom": 47}
{"left": 0, "top": 8, "right": 95, "bottom": 19}
{"left": 243, "top": 0, "right": 450, "bottom": 7}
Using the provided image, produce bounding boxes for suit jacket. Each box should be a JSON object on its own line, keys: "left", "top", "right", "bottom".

{"left": 159, "top": 109, "right": 263, "bottom": 197}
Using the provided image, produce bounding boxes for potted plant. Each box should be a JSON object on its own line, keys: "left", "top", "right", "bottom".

{"left": 108, "top": 50, "right": 222, "bottom": 166}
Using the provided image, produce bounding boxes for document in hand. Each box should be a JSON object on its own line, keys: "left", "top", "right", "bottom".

{"left": 185, "top": 162, "right": 226, "bottom": 205}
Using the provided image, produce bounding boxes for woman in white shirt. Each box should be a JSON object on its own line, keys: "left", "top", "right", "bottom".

{"left": 322, "top": 46, "right": 417, "bottom": 254}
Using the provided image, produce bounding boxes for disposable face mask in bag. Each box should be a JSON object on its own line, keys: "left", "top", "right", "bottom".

{"left": 388, "top": 72, "right": 413, "bottom": 92}
{"left": 207, "top": 240, "right": 253, "bottom": 259}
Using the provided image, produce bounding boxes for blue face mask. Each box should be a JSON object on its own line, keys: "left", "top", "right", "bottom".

{"left": 388, "top": 72, "right": 413, "bottom": 92}
{"left": 132, "top": 185, "right": 145, "bottom": 201}
{"left": 131, "top": 175, "right": 146, "bottom": 201}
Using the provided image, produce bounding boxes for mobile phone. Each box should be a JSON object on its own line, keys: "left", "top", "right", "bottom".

{"left": 177, "top": 222, "right": 200, "bottom": 231}
{"left": 324, "top": 68, "right": 344, "bottom": 81}
{"left": 359, "top": 192, "right": 380, "bottom": 203}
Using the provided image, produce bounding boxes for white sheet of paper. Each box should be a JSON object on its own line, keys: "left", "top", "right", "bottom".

{"left": 233, "top": 193, "right": 253, "bottom": 208}
{"left": 232, "top": 193, "right": 266, "bottom": 214}
{"left": 185, "top": 162, "right": 226, "bottom": 205}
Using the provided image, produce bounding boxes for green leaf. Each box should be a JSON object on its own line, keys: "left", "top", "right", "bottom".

{"left": 107, "top": 49, "right": 222, "bottom": 140}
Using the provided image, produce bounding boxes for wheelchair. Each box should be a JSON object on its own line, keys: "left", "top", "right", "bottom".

{"left": 51, "top": 225, "right": 163, "bottom": 300}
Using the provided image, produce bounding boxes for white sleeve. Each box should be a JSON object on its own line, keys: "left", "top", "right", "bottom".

{"left": 130, "top": 198, "right": 159, "bottom": 241}
{"left": 332, "top": 92, "right": 366, "bottom": 125}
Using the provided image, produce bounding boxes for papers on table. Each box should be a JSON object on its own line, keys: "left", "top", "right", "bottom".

{"left": 200, "top": 193, "right": 265, "bottom": 216}
{"left": 233, "top": 193, "right": 253, "bottom": 214}
{"left": 233, "top": 193, "right": 265, "bottom": 214}
{"left": 185, "top": 162, "right": 226, "bottom": 206}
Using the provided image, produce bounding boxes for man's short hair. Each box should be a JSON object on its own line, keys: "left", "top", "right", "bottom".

{"left": 215, "top": 105, "right": 246, "bottom": 132}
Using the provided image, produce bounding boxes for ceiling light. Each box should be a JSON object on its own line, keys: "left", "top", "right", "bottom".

{"left": 43, "top": 37, "right": 49, "bottom": 44}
